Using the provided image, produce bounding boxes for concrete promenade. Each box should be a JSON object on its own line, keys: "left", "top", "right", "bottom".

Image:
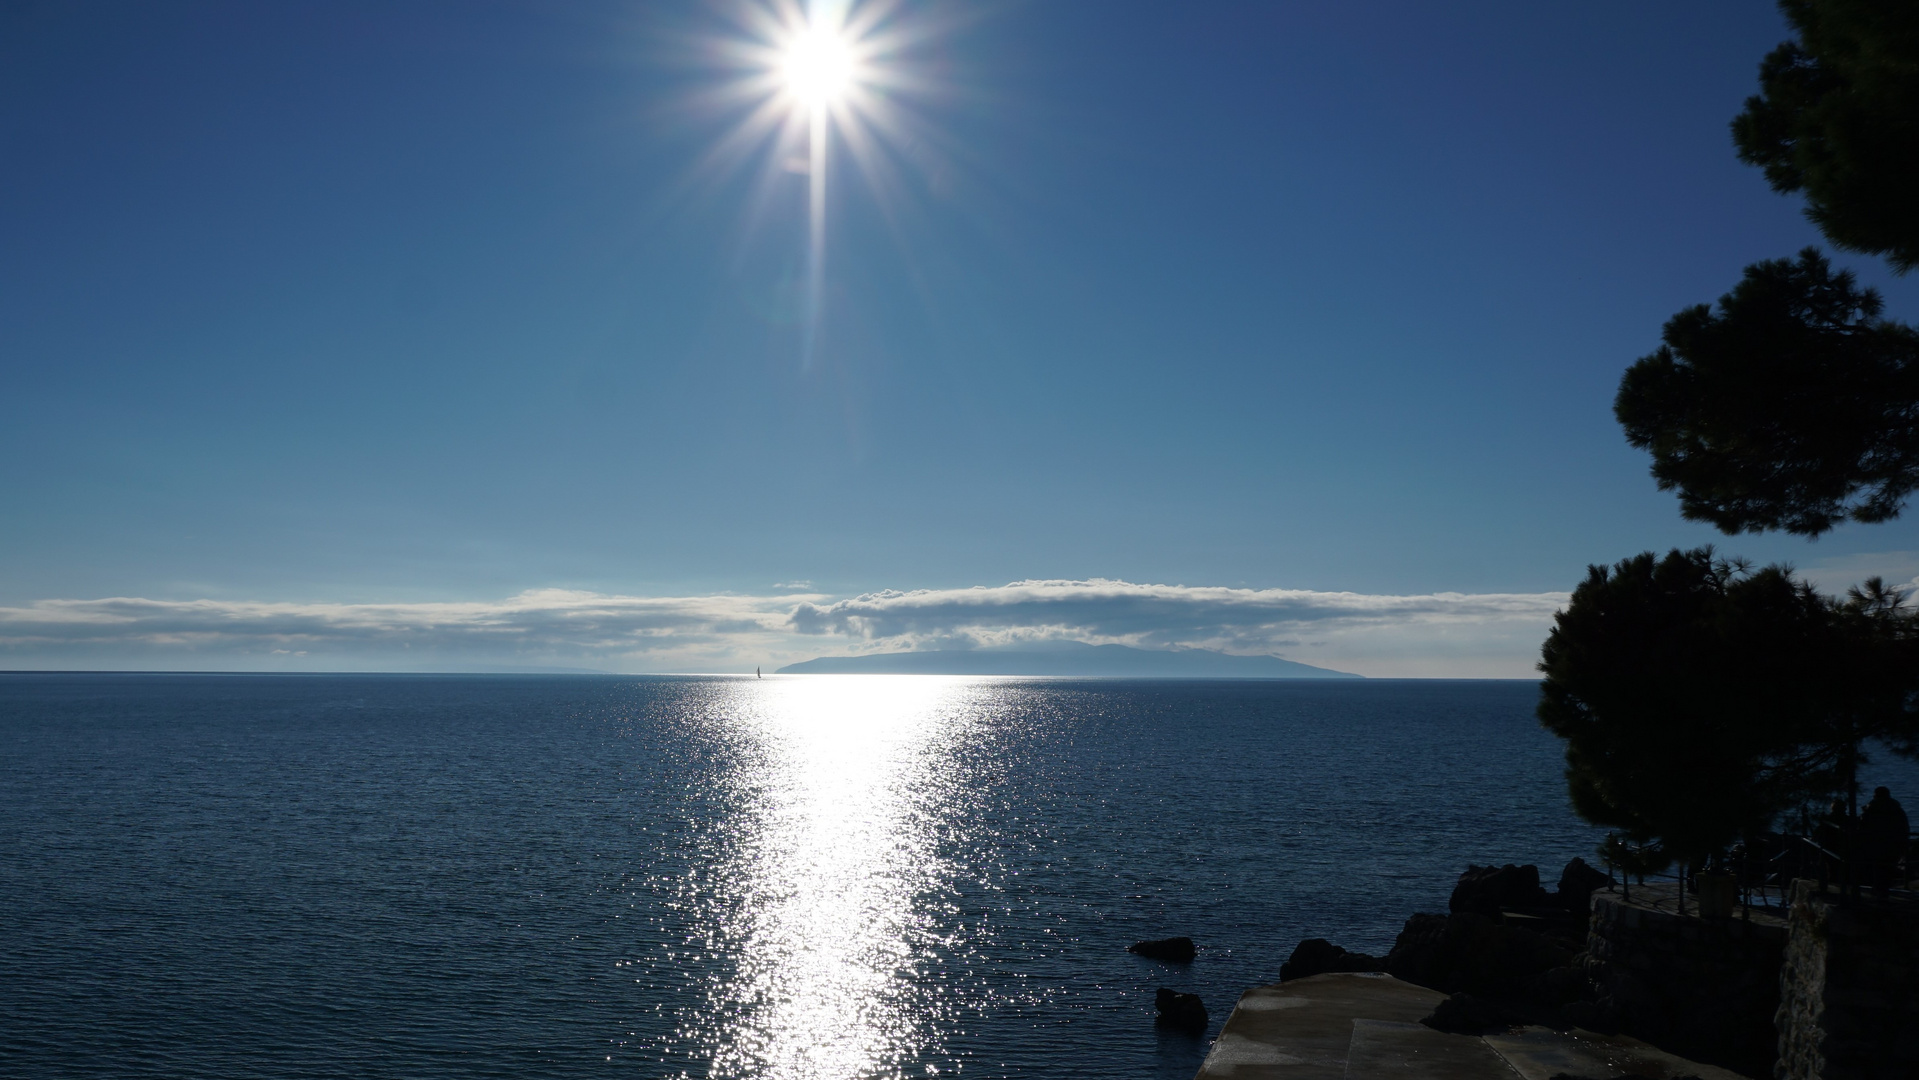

{"left": 1192, "top": 972, "right": 1750, "bottom": 1080}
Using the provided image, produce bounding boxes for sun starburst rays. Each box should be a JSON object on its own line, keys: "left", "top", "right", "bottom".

{"left": 663, "top": 0, "right": 957, "bottom": 368}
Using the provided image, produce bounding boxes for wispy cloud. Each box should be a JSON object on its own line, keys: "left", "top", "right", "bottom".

{"left": 1798, "top": 550, "right": 1919, "bottom": 596}
{"left": 0, "top": 589, "right": 820, "bottom": 673}
{"left": 0, "top": 579, "right": 1570, "bottom": 677}
{"left": 790, "top": 579, "right": 1567, "bottom": 676}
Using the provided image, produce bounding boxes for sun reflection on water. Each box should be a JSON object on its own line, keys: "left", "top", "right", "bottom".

{"left": 693, "top": 676, "right": 973, "bottom": 1079}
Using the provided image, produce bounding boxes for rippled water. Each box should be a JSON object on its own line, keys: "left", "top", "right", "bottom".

{"left": 2, "top": 673, "right": 1607, "bottom": 1078}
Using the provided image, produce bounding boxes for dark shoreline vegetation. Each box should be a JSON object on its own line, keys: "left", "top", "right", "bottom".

{"left": 1551, "top": 0, "right": 1919, "bottom": 898}
{"left": 1536, "top": 0, "right": 1919, "bottom": 1033}
{"left": 1287, "top": 8, "right": 1919, "bottom": 1075}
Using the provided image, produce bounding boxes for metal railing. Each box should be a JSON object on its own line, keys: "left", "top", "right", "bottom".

{"left": 1599, "top": 829, "right": 1916, "bottom": 918}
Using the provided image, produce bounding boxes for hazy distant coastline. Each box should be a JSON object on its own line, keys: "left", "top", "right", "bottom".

{"left": 776, "top": 641, "right": 1359, "bottom": 678}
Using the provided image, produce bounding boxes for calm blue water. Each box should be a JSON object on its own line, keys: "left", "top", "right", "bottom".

{"left": 1, "top": 674, "right": 1607, "bottom": 1078}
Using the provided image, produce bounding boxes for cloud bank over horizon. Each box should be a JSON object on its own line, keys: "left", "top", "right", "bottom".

{"left": 787, "top": 580, "right": 1567, "bottom": 677}
{"left": 0, "top": 578, "right": 1571, "bottom": 678}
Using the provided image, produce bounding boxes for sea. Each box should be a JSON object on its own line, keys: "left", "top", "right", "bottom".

{"left": 4, "top": 673, "right": 1905, "bottom": 1079}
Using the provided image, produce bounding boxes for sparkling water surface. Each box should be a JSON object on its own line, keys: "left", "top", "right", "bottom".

{"left": 2, "top": 674, "right": 1606, "bottom": 1078}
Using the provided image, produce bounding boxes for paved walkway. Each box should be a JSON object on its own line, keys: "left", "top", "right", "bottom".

{"left": 1192, "top": 973, "right": 1751, "bottom": 1080}
{"left": 1599, "top": 882, "right": 1791, "bottom": 928}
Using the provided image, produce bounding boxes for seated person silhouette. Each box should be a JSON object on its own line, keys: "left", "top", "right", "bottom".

{"left": 1860, "top": 786, "right": 1910, "bottom": 897}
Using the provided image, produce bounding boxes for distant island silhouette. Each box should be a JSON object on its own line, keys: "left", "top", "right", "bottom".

{"left": 776, "top": 641, "right": 1359, "bottom": 678}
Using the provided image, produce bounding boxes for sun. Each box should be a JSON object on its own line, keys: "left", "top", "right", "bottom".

{"left": 684, "top": 0, "right": 954, "bottom": 366}
{"left": 781, "top": 24, "right": 859, "bottom": 111}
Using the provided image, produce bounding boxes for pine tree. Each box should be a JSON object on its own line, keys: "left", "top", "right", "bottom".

{"left": 1539, "top": 550, "right": 1917, "bottom": 863}
{"left": 1621, "top": 0, "right": 1919, "bottom": 534}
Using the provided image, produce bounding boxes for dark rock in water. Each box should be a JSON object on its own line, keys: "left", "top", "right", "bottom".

{"left": 1153, "top": 987, "right": 1207, "bottom": 1032}
{"left": 1553, "top": 857, "right": 1611, "bottom": 908}
{"left": 1128, "top": 936, "right": 1197, "bottom": 964}
{"left": 1278, "top": 937, "right": 1384, "bottom": 981}
{"left": 1450, "top": 863, "right": 1551, "bottom": 915}
{"left": 1281, "top": 938, "right": 1344, "bottom": 981}
{"left": 1420, "top": 991, "right": 1515, "bottom": 1035}
{"left": 1384, "top": 911, "right": 1575, "bottom": 997}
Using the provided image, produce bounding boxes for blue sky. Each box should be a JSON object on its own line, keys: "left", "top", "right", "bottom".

{"left": 5, "top": 1, "right": 1917, "bottom": 675}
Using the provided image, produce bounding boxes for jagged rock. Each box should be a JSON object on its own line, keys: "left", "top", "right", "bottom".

{"left": 1450, "top": 863, "right": 1551, "bottom": 915}
{"left": 1281, "top": 938, "right": 1342, "bottom": 980}
{"left": 1278, "top": 937, "right": 1384, "bottom": 981}
{"left": 1128, "top": 936, "right": 1196, "bottom": 963}
{"left": 1154, "top": 987, "right": 1207, "bottom": 1032}
{"left": 1421, "top": 992, "right": 1516, "bottom": 1035}
{"left": 1554, "top": 857, "right": 1612, "bottom": 909}
{"left": 1384, "top": 914, "right": 1451, "bottom": 985}
{"left": 1384, "top": 911, "right": 1575, "bottom": 996}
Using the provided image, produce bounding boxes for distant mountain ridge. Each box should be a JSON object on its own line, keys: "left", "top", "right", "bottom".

{"left": 775, "top": 641, "right": 1359, "bottom": 678}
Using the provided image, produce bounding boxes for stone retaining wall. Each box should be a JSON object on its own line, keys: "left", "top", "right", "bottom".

{"left": 1584, "top": 886, "right": 1787, "bottom": 1077}
{"left": 1775, "top": 881, "right": 1919, "bottom": 1080}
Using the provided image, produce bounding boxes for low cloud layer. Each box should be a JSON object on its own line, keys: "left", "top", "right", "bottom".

{"left": 1798, "top": 550, "right": 1919, "bottom": 597}
{"left": 0, "top": 589, "right": 817, "bottom": 674}
{"left": 799, "top": 575, "right": 1551, "bottom": 637}
{"left": 0, "top": 579, "right": 1572, "bottom": 678}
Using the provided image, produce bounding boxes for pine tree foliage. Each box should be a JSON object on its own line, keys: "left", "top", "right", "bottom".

{"left": 1618, "top": 1, "right": 1919, "bottom": 535}
{"left": 1538, "top": 548, "right": 1917, "bottom": 862}
{"left": 1615, "top": 250, "right": 1919, "bottom": 536}
{"left": 1732, "top": 0, "right": 1919, "bottom": 272}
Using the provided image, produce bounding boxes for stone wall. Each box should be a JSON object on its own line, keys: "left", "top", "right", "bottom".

{"left": 1583, "top": 886, "right": 1787, "bottom": 1077}
{"left": 1775, "top": 881, "right": 1919, "bottom": 1080}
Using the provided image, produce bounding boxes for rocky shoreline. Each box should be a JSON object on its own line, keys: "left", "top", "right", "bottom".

{"left": 1138, "top": 857, "right": 1818, "bottom": 1075}
{"left": 1278, "top": 860, "right": 1611, "bottom": 1031}
{"left": 1267, "top": 857, "right": 1779, "bottom": 1077}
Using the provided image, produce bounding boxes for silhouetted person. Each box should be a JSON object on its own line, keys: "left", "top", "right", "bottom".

{"left": 1860, "top": 786, "right": 1909, "bottom": 897}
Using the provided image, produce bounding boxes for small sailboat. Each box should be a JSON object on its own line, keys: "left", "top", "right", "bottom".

{"left": 756, "top": 666, "right": 762, "bottom": 679}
